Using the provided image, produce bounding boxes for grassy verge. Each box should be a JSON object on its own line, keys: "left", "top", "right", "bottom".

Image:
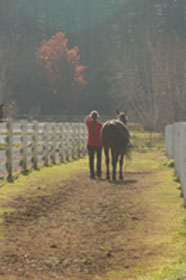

{"left": 136, "top": 165, "right": 186, "bottom": 280}
{"left": 95, "top": 126, "right": 186, "bottom": 280}
{"left": 0, "top": 157, "right": 88, "bottom": 196}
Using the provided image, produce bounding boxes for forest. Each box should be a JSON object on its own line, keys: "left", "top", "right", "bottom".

{"left": 0, "top": 0, "right": 185, "bottom": 129}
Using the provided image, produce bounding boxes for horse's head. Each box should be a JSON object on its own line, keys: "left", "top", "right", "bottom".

{"left": 116, "top": 111, "right": 127, "bottom": 125}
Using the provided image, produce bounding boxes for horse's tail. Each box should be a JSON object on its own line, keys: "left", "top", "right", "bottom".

{"left": 126, "top": 141, "right": 132, "bottom": 160}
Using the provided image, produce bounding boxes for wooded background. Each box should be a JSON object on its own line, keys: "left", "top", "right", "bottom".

{"left": 0, "top": 0, "right": 185, "bottom": 129}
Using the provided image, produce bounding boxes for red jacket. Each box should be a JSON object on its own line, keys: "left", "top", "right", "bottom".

{"left": 85, "top": 116, "right": 103, "bottom": 147}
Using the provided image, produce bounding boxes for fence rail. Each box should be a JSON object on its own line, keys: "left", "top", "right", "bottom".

{"left": 165, "top": 122, "right": 186, "bottom": 206}
{"left": 0, "top": 119, "right": 87, "bottom": 179}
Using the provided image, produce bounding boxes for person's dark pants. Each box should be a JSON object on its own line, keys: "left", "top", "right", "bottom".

{"left": 87, "top": 146, "right": 102, "bottom": 178}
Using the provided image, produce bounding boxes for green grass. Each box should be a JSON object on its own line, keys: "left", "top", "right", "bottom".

{"left": 139, "top": 264, "right": 186, "bottom": 280}
{"left": 0, "top": 156, "right": 88, "bottom": 199}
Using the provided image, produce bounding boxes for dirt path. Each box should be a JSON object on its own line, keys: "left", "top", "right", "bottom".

{"left": 0, "top": 171, "right": 165, "bottom": 280}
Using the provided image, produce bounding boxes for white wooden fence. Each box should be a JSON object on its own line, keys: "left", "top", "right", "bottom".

{"left": 0, "top": 119, "right": 87, "bottom": 179}
{"left": 165, "top": 122, "right": 186, "bottom": 206}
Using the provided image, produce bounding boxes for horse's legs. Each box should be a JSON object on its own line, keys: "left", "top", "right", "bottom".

{"left": 119, "top": 153, "right": 124, "bottom": 180}
{"left": 111, "top": 148, "right": 119, "bottom": 181}
{"left": 104, "top": 147, "right": 110, "bottom": 180}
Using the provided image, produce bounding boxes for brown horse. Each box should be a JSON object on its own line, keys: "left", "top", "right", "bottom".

{"left": 101, "top": 112, "right": 130, "bottom": 181}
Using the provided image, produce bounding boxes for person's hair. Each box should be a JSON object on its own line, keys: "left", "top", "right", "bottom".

{"left": 90, "top": 110, "right": 99, "bottom": 120}
{"left": 92, "top": 113, "right": 97, "bottom": 120}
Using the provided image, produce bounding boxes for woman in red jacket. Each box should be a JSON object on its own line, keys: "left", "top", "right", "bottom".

{"left": 84, "top": 110, "right": 103, "bottom": 179}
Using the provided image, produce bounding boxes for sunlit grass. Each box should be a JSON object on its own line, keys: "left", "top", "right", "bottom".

{"left": 0, "top": 156, "right": 88, "bottom": 199}
{"left": 139, "top": 263, "right": 186, "bottom": 280}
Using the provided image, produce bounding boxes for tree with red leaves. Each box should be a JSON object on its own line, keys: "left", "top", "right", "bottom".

{"left": 36, "top": 32, "right": 87, "bottom": 113}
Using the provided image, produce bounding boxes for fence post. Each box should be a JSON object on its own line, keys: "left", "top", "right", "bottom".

{"left": 78, "top": 124, "right": 82, "bottom": 156}
{"left": 6, "top": 118, "right": 13, "bottom": 179}
{"left": 51, "top": 123, "right": 57, "bottom": 164}
{"left": 71, "top": 123, "right": 75, "bottom": 159}
{"left": 78, "top": 123, "right": 81, "bottom": 157}
{"left": 173, "top": 123, "right": 180, "bottom": 178}
{"left": 165, "top": 124, "right": 173, "bottom": 159}
{"left": 44, "top": 123, "right": 49, "bottom": 166}
{"left": 179, "top": 123, "right": 186, "bottom": 204}
{"left": 183, "top": 126, "right": 186, "bottom": 207}
{"left": 32, "top": 121, "right": 38, "bottom": 169}
{"left": 66, "top": 123, "right": 70, "bottom": 161}
{"left": 75, "top": 123, "right": 78, "bottom": 157}
{"left": 22, "top": 120, "right": 27, "bottom": 171}
{"left": 70, "top": 123, "right": 73, "bottom": 159}
{"left": 59, "top": 123, "right": 64, "bottom": 163}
